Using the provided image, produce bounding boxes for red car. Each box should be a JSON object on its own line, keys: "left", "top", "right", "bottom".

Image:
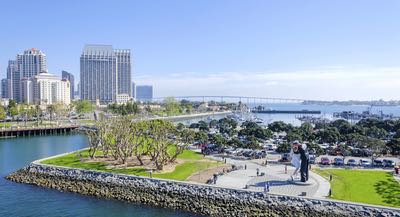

{"left": 320, "top": 157, "right": 331, "bottom": 165}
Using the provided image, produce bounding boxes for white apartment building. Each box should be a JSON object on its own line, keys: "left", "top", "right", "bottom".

{"left": 21, "top": 72, "right": 70, "bottom": 105}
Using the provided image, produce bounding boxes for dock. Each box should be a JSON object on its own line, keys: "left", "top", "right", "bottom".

{"left": 251, "top": 109, "right": 321, "bottom": 114}
{"left": 0, "top": 125, "right": 79, "bottom": 138}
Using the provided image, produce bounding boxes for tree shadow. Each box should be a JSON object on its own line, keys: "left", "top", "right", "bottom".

{"left": 374, "top": 173, "right": 400, "bottom": 207}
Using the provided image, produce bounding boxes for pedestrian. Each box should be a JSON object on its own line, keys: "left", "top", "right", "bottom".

{"left": 213, "top": 174, "right": 217, "bottom": 184}
{"left": 245, "top": 164, "right": 247, "bottom": 170}
{"left": 256, "top": 168, "right": 260, "bottom": 176}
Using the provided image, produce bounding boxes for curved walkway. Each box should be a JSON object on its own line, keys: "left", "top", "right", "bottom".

{"left": 213, "top": 157, "right": 330, "bottom": 198}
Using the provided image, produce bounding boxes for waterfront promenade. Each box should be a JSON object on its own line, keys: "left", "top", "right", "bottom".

{"left": 213, "top": 157, "right": 330, "bottom": 198}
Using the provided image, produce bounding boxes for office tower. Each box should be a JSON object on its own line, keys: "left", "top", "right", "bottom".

{"left": 7, "top": 60, "right": 18, "bottom": 100}
{"left": 1, "top": 79, "right": 8, "bottom": 98}
{"left": 9, "top": 48, "right": 47, "bottom": 102}
{"left": 22, "top": 72, "right": 71, "bottom": 105}
{"left": 136, "top": 85, "right": 153, "bottom": 102}
{"left": 80, "top": 44, "right": 131, "bottom": 104}
{"left": 115, "top": 49, "right": 131, "bottom": 96}
{"left": 76, "top": 82, "right": 80, "bottom": 98}
{"left": 20, "top": 77, "right": 33, "bottom": 104}
{"left": 17, "top": 48, "right": 47, "bottom": 78}
{"left": 132, "top": 82, "right": 136, "bottom": 98}
{"left": 62, "top": 70, "right": 75, "bottom": 100}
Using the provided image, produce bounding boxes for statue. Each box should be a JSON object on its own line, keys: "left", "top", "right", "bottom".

{"left": 298, "top": 142, "right": 309, "bottom": 182}
{"left": 289, "top": 142, "right": 301, "bottom": 181}
{"left": 290, "top": 141, "right": 309, "bottom": 183}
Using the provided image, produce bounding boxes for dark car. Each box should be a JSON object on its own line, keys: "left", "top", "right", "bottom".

{"left": 320, "top": 157, "right": 330, "bottom": 165}
{"left": 309, "top": 155, "right": 316, "bottom": 164}
{"left": 373, "top": 159, "right": 383, "bottom": 167}
{"left": 383, "top": 159, "right": 396, "bottom": 167}
{"left": 280, "top": 153, "right": 290, "bottom": 162}
{"left": 347, "top": 159, "right": 357, "bottom": 166}
{"left": 333, "top": 157, "right": 344, "bottom": 166}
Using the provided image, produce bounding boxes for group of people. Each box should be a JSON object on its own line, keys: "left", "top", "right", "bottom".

{"left": 289, "top": 141, "right": 309, "bottom": 183}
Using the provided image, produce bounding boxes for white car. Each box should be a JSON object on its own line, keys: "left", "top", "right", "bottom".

{"left": 359, "top": 159, "right": 371, "bottom": 167}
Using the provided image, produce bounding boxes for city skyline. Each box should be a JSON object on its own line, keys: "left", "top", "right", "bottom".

{"left": 1, "top": 0, "right": 400, "bottom": 100}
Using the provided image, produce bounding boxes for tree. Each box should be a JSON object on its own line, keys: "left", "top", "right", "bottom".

{"left": 147, "top": 119, "right": 177, "bottom": 170}
{"left": 8, "top": 100, "right": 18, "bottom": 120}
{"left": 198, "top": 120, "right": 209, "bottom": 132}
{"left": 386, "top": 139, "right": 400, "bottom": 155}
{"left": 315, "top": 127, "right": 340, "bottom": 144}
{"left": 276, "top": 142, "right": 291, "bottom": 153}
{"left": 268, "top": 121, "right": 293, "bottom": 132}
{"left": 239, "top": 121, "right": 272, "bottom": 140}
{"left": 228, "top": 137, "right": 245, "bottom": 148}
{"left": 210, "top": 134, "right": 227, "bottom": 147}
{"left": 195, "top": 131, "right": 208, "bottom": 145}
{"left": 47, "top": 104, "right": 56, "bottom": 121}
{"left": 0, "top": 106, "right": 6, "bottom": 121}
{"left": 75, "top": 100, "right": 94, "bottom": 114}
{"left": 164, "top": 97, "right": 180, "bottom": 116}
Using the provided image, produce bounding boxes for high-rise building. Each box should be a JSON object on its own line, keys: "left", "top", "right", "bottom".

{"left": 80, "top": 44, "right": 131, "bottom": 104}
{"left": 132, "top": 82, "right": 136, "bottom": 98}
{"left": 7, "top": 49, "right": 47, "bottom": 102}
{"left": 7, "top": 60, "right": 18, "bottom": 100}
{"left": 21, "top": 72, "right": 70, "bottom": 105}
{"left": 115, "top": 49, "right": 131, "bottom": 96}
{"left": 17, "top": 48, "right": 47, "bottom": 78}
{"left": 62, "top": 70, "right": 75, "bottom": 100}
{"left": 20, "top": 77, "right": 33, "bottom": 104}
{"left": 1, "top": 79, "right": 8, "bottom": 98}
{"left": 136, "top": 85, "right": 153, "bottom": 102}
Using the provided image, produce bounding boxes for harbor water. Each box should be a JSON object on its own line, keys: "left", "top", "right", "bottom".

{"left": 0, "top": 134, "right": 200, "bottom": 217}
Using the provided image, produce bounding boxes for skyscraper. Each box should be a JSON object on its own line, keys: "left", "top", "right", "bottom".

{"left": 80, "top": 44, "right": 132, "bottom": 104}
{"left": 7, "top": 60, "right": 18, "bottom": 100}
{"left": 115, "top": 49, "right": 131, "bottom": 96}
{"left": 17, "top": 48, "right": 47, "bottom": 78}
{"left": 1, "top": 79, "right": 8, "bottom": 98}
{"left": 136, "top": 85, "right": 153, "bottom": 102}
{"left": 8, "top": 49, "right": 47, "bottom": 102}
{"left": 132, "top": 82, "right": 136, "bottom": 98}
{"left": 62, "top": 70, "right": 75, "bottom": 100}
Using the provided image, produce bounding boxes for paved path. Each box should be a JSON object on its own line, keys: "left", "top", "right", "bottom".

{"left": 212, "top": 157, "right": 330, "bottom": 198}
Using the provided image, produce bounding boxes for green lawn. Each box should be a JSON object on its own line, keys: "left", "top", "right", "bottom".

{"left": 314, "top": 168, "right": 400, "bottom": 208}
{"left": 41, "top": 149, "right": 220, "bottom": 181}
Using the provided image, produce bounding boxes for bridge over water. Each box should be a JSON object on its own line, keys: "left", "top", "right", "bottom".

{"left": 151, "top": 96, "right": 306, "bottom": 104}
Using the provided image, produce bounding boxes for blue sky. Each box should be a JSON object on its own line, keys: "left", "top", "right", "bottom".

{"left": 1, "top": 0, "right": 400, "bottom": 100}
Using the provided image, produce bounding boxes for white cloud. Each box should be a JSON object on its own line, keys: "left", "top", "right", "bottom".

{"left": 134, "top": 67, "right": 400, "bottom": 100}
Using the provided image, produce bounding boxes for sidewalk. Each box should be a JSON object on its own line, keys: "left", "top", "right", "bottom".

{"left": 213, "top": 157, "right": 330, "bottom": 198}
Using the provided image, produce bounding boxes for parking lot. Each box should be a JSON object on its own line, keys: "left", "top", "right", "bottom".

{"left": 315, "top": 155, "right": 400, "bottom": 169}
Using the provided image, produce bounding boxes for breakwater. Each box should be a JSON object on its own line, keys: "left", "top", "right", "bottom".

{"left": 7, "top": 161, "right": 400, "bottom": 217}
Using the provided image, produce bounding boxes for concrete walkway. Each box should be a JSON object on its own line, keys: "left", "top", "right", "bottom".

{"left": 212, "top": 157, "right": 330, "bottom": 198}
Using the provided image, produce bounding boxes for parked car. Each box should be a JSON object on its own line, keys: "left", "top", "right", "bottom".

{"left": 254, "top": 150, "right": 267, "bottom": 159}
{"left": 280, "top": 153, "right": 290, "bottom": 162}
{"left": 333, "top": 157, "right": 344, "bottom": 166}
{"left": 359, "top": 159, "right": 371, "bottom": 167}
{"left": 373, "top": 159, "right": 383, "bottom": 167}
{"left": 309, "top": 154, "right": 316, "bottom": 164}
{"left": 347, "top": 159, "right": 358, "bottom": 166}
{"left": 383, "top": 159, "right": 396, "bottom": 167}
{"left": 320, "top": 157, "right": 330, "bottom": 165}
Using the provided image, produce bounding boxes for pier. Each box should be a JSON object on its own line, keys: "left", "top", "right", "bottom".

{"left": 0, "top": 125, "right": 79, "bottom": 138}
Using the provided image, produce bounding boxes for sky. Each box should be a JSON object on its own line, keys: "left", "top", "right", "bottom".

{"left": 0, "top": 0, "right": 400, "bottom": 100}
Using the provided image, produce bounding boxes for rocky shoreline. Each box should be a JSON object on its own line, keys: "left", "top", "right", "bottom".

{"left": 7, "top": 163, "right": 400, "bottom": 217}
